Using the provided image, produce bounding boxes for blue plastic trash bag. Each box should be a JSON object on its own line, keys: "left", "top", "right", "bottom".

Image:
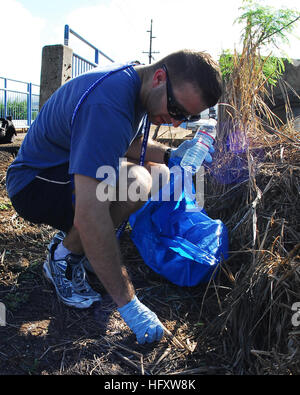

{"left": 129, "top": 157, "right": 228, "bottom": 287}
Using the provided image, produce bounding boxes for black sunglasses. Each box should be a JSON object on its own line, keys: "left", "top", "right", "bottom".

{"left": 162, "top": 64, "right": 201, "bottom": 122}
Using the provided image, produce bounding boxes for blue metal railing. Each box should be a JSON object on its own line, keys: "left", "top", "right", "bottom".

{"left": 0, "top": 77, "right": 39, "bottom": 128}
{"left": 0, "top": 27, "right": 112, "bottom": 128}
{"left": 72, "top": 53, "right": 97, "bottom": 77}
{"left": 64, "top": 25, "right": 114, "bottom": 78}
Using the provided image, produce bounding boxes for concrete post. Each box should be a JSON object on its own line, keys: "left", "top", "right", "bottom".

{"left": 39, "top": 45, "right": 73, "bottom": 110}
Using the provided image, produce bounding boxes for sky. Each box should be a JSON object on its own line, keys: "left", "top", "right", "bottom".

{"left": 1, "top": 0, "right": 300, "bottom": 85}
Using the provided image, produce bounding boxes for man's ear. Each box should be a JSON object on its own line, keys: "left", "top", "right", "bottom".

{"left": 152, "top": 68, "right": 166, "bottom": 88}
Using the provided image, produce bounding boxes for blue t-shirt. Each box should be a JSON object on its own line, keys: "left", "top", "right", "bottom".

{"left": 6, "top": 63, "right": 145, "bottom": 198}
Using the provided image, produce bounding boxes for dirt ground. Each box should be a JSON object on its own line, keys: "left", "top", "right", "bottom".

{"left": 0, "top": 150, "right": 226, "bottom": 376}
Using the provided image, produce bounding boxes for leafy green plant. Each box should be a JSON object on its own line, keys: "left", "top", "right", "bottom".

{"left": 261, "top": 55, "right": 286, "bottom": 86}
{"left": 220, "top": 52, "right": 287, "bottom": 87}
{"left": 219, "top": 50, "right": 235, "bottom": 80}
{"left": 237, "top": 0, "right": 300, "bottom": 50}
{"left": 219, "top": 1, "right": 300, "bottom": 86}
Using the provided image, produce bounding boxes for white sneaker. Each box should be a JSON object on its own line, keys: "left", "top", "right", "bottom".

{"left": 43, "top": 238, "right": 102, "bottom": 309}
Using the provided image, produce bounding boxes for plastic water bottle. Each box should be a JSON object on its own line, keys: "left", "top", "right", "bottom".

{"left": 180, "top": 118, "right": 217, "bottom": 174}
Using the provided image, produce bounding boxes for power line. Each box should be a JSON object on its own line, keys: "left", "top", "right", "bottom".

{"left": 143, "top": 19, "right": 159, "bottom": 64}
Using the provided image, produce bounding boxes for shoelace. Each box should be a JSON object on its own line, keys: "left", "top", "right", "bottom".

{"left": 71, "top": 262, "right": 91, "bottom": 294}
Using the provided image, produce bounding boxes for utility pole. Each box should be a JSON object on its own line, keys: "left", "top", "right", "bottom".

{"left": 143, "top": 19, "right": 159, "bottom": 64}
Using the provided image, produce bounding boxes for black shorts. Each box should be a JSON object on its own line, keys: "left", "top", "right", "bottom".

{"left": 10, "top": 163, "right": 74, "bottom": 232}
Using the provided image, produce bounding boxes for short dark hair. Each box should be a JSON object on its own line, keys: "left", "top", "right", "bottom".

{"left": 152, "top": 49, "right": 223, "bottom": 108}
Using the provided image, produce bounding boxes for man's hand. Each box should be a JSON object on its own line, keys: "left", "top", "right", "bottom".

{"left": 170, "top": 139, "right": 214, "bottom": 163}
{"left": 118, "top": 296, "right": 164, "bottom": 344}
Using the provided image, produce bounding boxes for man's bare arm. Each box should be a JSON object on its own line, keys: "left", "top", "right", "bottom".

{"left": 126, "top": 136, "right": 168, "bottom": 164}
{"left": 73, "top": 174, "right": 135, "bottom": 307}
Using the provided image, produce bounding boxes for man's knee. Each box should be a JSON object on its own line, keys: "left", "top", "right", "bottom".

{"left": 127, "top": 163, "right": 170, "bottom": 201}
{"left": 117, "top": 161, "right": 170, "bottom": 204}
{"left": 129, "top": 165, "right": 153, "bottom": 202}
{"left": 146, "top": 163, "right": 170, "bottom": 198}
{"left": 118, "top": 163, "right": 152, "bottom": 203}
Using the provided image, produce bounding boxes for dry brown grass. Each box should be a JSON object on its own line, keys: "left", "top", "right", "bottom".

{"left": 200, "top": 141, "right": 300, "bottom": 374}
{"left": 195, "top": 36, "right": 300, "bottom": 374}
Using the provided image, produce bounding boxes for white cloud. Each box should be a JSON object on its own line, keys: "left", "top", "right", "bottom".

{"left": 65, "top": 1, "right": 148, "bottom": 65}
{"left": 65, "top": 0, "right": 243, "bottom": 65}
{"left": 0, "top": 0, "right": 45, "bottom": 83}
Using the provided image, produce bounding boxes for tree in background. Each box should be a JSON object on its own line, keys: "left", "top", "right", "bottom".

{"left": 218, "top": 0, "right": 300, "bottom": 146}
